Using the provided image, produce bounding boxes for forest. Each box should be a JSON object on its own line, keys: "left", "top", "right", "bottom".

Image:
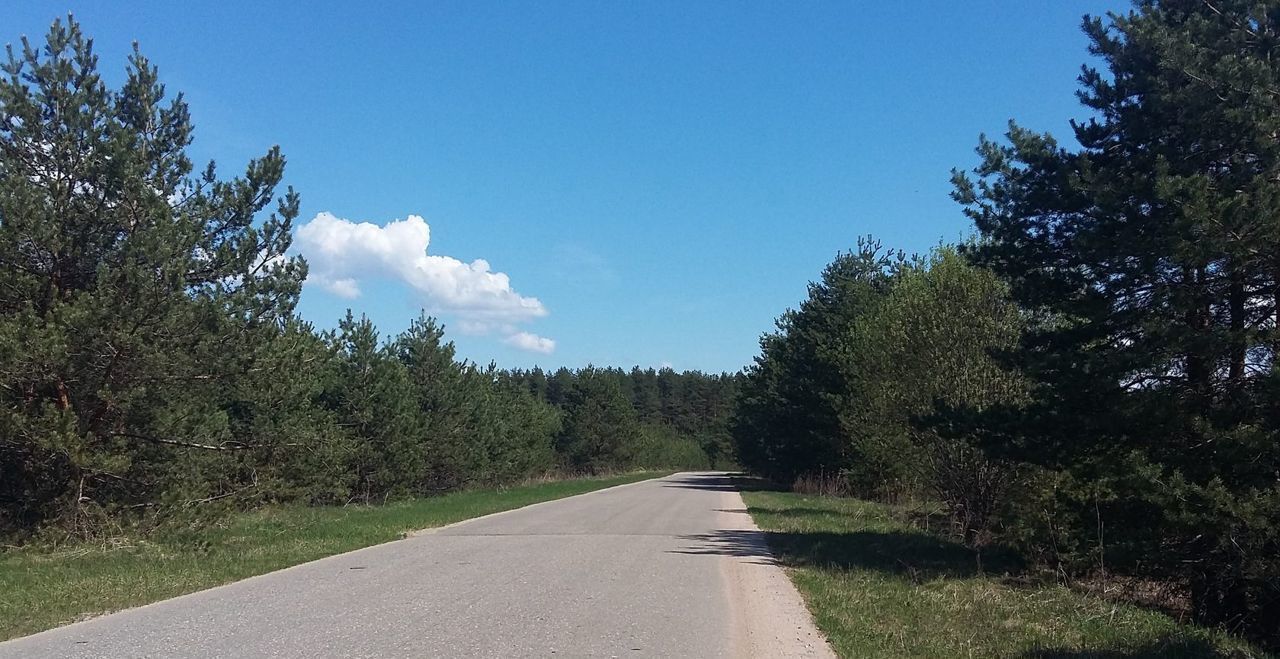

{"left": 734, "top": 2, "right": 1279, "bottom": 648}
{"left": 2, "top": 0, "right": 1278, "bottom": 653}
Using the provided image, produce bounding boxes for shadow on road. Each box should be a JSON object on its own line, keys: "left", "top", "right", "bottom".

{"left": 669, "top": 529, "right": 779, "bottom": 566}
{"left": 659, "top": 473, "right": 783, "bottom": 493}
{"left": 659, "top": 473, "right": 740, "bottom": 492}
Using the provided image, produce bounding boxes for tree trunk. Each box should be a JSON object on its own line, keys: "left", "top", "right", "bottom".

{"left": 1273, "top": 257, "right": 1280, "bottom": 369}
{"left": 1184, "top": 265, "right": 1213, "bottom": 407}
{"left": 1228, "top": 264, "right": 1246, "bottom": 387}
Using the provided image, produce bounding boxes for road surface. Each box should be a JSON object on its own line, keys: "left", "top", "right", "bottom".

{"left": 0, "top": 472, "right": 833, "bottom": 658}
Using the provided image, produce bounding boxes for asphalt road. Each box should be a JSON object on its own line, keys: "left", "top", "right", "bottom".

{"left": 0, "top": 472, "right": 832, "bottom": 658}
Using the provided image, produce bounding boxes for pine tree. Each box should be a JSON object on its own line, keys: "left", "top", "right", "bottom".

{"left": 953, "top": 1, "right": 1280, "bottom": 639}
{"left": 391, "top": 314, "right": 476, "bottom": 491}
{"left": 732, "top": 237, "right": 902, "bottom": 483}
{"left": 556, "top": 367, "right": 642, "bottom": 473}
{"left": 324, "top": 312, "right": 422, "bottom": 502}
{"left": 0, "top": 17, "right": 305, "bottom": 535}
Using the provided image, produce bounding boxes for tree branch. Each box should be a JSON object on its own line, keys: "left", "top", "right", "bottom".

{"left": 110, "top": 431, "right": 277, "bottom": 451}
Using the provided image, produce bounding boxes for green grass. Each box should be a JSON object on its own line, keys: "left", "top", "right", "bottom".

{"left": 743, "top": 489, "right": 1273, "bottom": 659}
{"left": 0, "top": 471, "right": 667, "bottom": 641}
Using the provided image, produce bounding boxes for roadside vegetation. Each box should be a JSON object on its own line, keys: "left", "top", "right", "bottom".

{"left": 744, "top": 488, "right": 1271, "bottom": 659}
{"left": 0, "top": 472, "right": 665, "bottom": 641}
{"left": 734, "top": 3, "right": 1280, "bottom": 653}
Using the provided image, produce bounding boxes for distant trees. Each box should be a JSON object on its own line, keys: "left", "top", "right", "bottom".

{"left": 508, "top": 366, "right": 739, "bottom": 474}
{"left": 0, "top": 18, "right": 736, "bottom": 541}
{"left": 554, "top": 368, "right": 641, "bottom": 473}
{"left": 735, "top": 1, "right": 1280, "bottom": 647}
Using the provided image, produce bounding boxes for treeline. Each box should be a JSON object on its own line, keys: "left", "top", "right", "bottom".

{"left": 735, "top": 2, "right": 1279, "bottom": 648}
{"left": 0, "top": 19, "right": 734, "bottom": 541}
{"left": 508, "top": 366, "right": 738, "bottom": 473}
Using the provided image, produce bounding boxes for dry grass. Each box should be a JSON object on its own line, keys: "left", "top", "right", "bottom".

{"left": 792, "top": 472, "right": 851, "bottom": 497}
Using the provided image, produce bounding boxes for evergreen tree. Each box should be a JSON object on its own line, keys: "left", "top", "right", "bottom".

{"left": 324, "top": 312, "right": 422, "bottom": 502}
{"left": 556, "top": 367, "right": 642, "bottom": 473}
{"left": 732, "top": 237, "right": 902, "bottom": 483}
{"left": 486, "top": 368, "right": 561, "bottom": 481}
{"left": 0, "top": 18, "right": 305, "bottom": 535}
{"left": 392, "top": 314, "right": 476, "bottom": 491}
{"left": 953, "top": 0, "right": 1280, "bottom": 639}
{"left": 629, "top": 367, "right": 663, "bottom": 425}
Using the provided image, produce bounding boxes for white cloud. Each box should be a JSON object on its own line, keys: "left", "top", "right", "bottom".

{"left": 454, "top": 320, "right": 498, "bottom": 336}
{"left": 323, "top": 277, "right": 361, "bottom": 299}
{"left": 503, "top": 331, "right": 556, "bottom": 354}
{"left": 295, "top": 212, "right": 553, "bottom": 352}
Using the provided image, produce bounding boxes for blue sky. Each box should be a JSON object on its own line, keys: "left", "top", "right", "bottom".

{"left": 5, "top": 1, "right": 1122, "bottom": 373}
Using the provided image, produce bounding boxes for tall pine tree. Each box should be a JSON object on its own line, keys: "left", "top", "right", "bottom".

{"left": 953, "top": 0, "right": 1280, "bottom": 639}
{"left": 0, "top": 17, "right": 307, "bottom": 535}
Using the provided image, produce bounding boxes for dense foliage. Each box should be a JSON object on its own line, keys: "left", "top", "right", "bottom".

{"left": 0, "top": 19, "right": 735, "bottom": 542}
{"left": 734, "top": 245, "right": 1025, "bottom": 526}
{"left": 732, "top": 238, "right": 901, "bottom": 485}
{"left": 735, "top": 1, "right": 1279, "bottom": 647}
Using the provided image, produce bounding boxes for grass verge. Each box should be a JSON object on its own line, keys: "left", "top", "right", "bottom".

{"left": 742, "top": 489, "right": 1272, "bottom": 659}
{"left": 0, "top": 471, "right": 667, "bottom": 641}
